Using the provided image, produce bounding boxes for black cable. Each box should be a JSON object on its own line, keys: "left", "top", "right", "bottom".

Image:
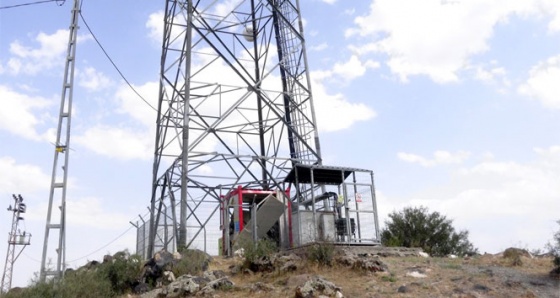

{"left": 0, "top": 0, "right": 64, "bottom": 10}
{"left": 79, "top": 12, "right": 158, "bottom": 112}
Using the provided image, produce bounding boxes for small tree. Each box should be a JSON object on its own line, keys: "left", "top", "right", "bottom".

{"left": 547, "top": 220, "right": 560, "bottom": 276}
{"left": 381, "top": 206, "right": 477, "bottom": 257}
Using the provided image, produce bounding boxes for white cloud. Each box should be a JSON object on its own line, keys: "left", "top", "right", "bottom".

{"left": 385, "top": 146, "right": 560, "bottom": 253}
{"left": 471, "top": 61, "right": 509, "bottom": 87}
{"left": 344, "top": 8, "right": 356, "bottom": 16}
{"left": 0, "top": 157, "right": 51, "bottom": 196}
{"left": 314, "top": 55, "right": 379, "bottom": 85}
{"left": 115, "top": 81, "right": 158, "bottom": 127}
{"left": 66, "top": 197, "right": 131, "bottom": 229}
{"left": 518, "top": 54, "right": 560, "bottom": 109}
{"left": 73, "top": 81, "right": 157, "bottom": 160}
{"left": 537, "top": 0, "right": 560, "bottom": 32}
{"left": 309, "top": 42, "right": 328, "bottom": 52}
{"left": 146, "top": 10, "right": 164, "bottom": 43}
{"left": 0, "top": 85, "right": 53, "bottom": 141}
{"left": 345, "top": 0, "right": 560, "bottom": 83}
{"left": 24, "top": 196, "right": 132, "bottom": 231}
{"left": 78, "top": 67, "right": 113, "bottom": 91}
{"left": 74, "top": 125, "right": 153, "bottom": 161}
{"left": 331, "top": 55, "right": 378, "bottom": 83}
{"left": 311, "top": 75, "right": 376, "bottom": 132}
{"left": 3, "top": 29, "right": 91, "bottom": 75}
{"left": 320, "top": 0, "right": 337, "bottom": 4}
{"left": 398, "top": 150, "right": 471, "bottom": 167}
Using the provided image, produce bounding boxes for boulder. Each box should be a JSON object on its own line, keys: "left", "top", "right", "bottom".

{"left": 275, "top": 253, "right": 302, "bottom": 272}
{"left": 353, "top": 258, "right": 387, "bottom": 272}
{"left": 248, "top": 255, "right": 275, "bottom": 272}
{"left": 165, "top": 275, "right": 202, "bottom": 298}
{"left": 200, "top": 277, "right": 235, "bottom": 295}
{"left": 405, "top": 266, "right": 430, "bottom": 278}
{"left": 203, "top": 269, "right": 227, "bottom": 281}
{"left": 418, "top": 252, "right": 430, "bottom": 258}
{"left": 295, "top": 276, "right": 342, "bottom": 298}
{"left": 503, "top": 247, "right": 531, "bottom": 259}
{"left": 334, "top": 253, "right": 387, "bottom": 272}
{"left": 103, "top": 254, "right": 113, "bottom": 263}
{"left": 141, "top": 249, "right": 180, "bottom": 286}
{"left": 133, "top": 282, "right": 151, "bottom": 294}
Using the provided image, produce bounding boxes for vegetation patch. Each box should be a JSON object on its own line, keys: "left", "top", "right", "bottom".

{"left": 305, "top": 242, "right": 337, "bottom": 266}
{"left": 381, "top": 206, "right": 478, "bottom": 257}
{"left": 240, "top": 237, "right": 278, "bottom": 270}
{"left": 173, "top": 248, "right": 212, "bottom": 277}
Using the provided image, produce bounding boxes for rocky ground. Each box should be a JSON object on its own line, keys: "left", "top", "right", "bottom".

{"left": 132, "top": 246, "right": 560, "bottom": 298}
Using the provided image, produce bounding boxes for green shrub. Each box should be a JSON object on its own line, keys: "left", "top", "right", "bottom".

{"left": 97, "top": 252, "right": 142, "bottom": 294}
{"left": 2, "top": 279, "right": 57, "bottom": 298}
{"left": 381, "top": 206, "right": 478, "bottom": 257}
{"left": 4, "top": 270, "right": 114, "bottom": 298}
{"left": 381, "top": 274, "right": 397, "bottom": 283}
{"left": 306, "top": 242, "right": 336, "bottom": 266}
{"left": 547, "top": 220, "right": 560, "bottom": 276}
{"left": 241, "top": 237, "right": 277, "bottom": 269}
{"left": 173, "top": 248, "right": 212, "bottom": 277}
{"left": 60, "top": 269, "right": 114, "bottom": 298}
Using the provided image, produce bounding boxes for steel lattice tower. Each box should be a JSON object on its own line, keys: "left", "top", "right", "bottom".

{"left": 39, "top": 0, "right": 80, "bottom": 281}
{"left": 148, "top": 0, "right": 322, "bottom": 255}
{"left": 1, "top": 195, "right": 31, "bottom": 294}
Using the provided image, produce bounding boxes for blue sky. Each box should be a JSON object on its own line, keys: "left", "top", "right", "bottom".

{"left": 1, "top": 0, "right": 560, "bottom": 288}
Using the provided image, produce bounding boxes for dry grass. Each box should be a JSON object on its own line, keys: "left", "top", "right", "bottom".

{"left": 207, "top": 253, "right": 560, "bottom": 298}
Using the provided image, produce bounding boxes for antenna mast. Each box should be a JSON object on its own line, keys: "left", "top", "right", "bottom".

{"left": 39, "top": 0, "right": 81, "bottom": 281}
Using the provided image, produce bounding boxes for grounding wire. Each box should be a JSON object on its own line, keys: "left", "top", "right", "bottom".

{"left": 0, "top": 0, "right": 64, "bottom": 10}
{"left": 78, "top": 12, "right": 158, "bottom": 112}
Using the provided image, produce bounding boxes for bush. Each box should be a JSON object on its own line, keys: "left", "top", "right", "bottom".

{"left": 4, "top": 251, "right": 142, "bottom": 298}
{"left": 4, "top": 270, "right": 114, "bottom": 298}
{"left": 240, "top": 237, "right": 277, "bottom": 269}
{"left": 97, "top": 251, "right": 142, "bottom": 294}
{"left": 2, "top": 279, "right": 57, "bottom": 298}
{"left": 381, "top": 206, "right": 478, "bottom": 257}
{"left": 306, "top": 242, "right": 337, "bottom": 266}
{"left": 59, "top": 269, "right": 114, "bottom": 298}
{"left": 503, "top": 248, "right": 524, "bottom": 266}
{"left": 173, "top": 248, "right": 212, "bottom": 277}
{"left": 547, "top": 220, "right": 560, "bottom": 277}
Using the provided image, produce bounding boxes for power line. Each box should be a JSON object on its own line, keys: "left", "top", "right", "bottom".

{"left": 0, "top": 0, "right": 65, "bottom": 10}
{"left": 22, "top": 252, "right": 41, "bottom": 264}
{"left": 66, "top": 225, "right": 135, "bottom": 263}
{"left": 78, "top": 12, "right": 158, "bottom": 112}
